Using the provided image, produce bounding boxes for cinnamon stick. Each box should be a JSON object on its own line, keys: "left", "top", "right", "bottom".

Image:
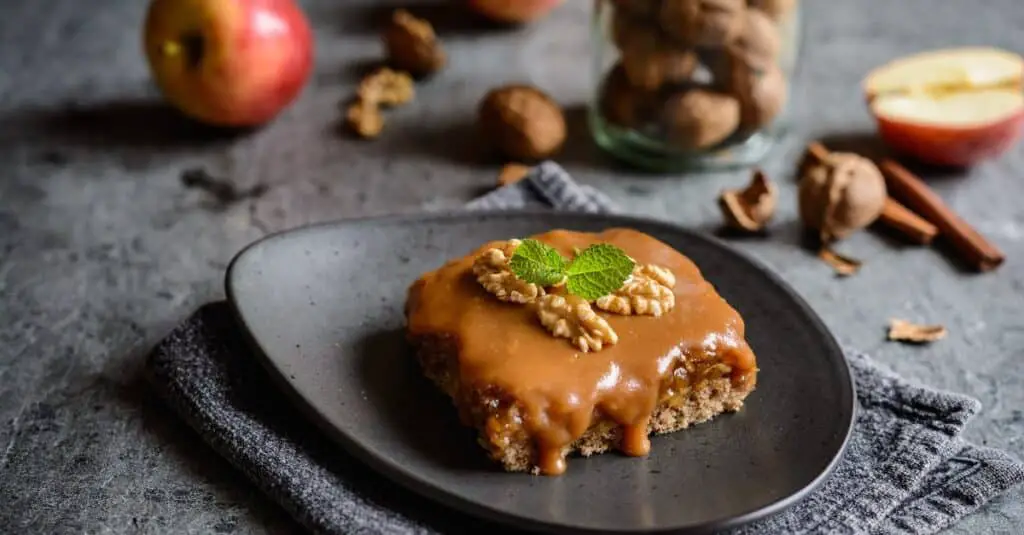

{"left": 877, "top": 198, "right": 939, "bottom": 245}
{"left": 880, "top": 159, "right": 1004, "bottom": 271}
{"left": 805, "top": 141, "right": 831, "bottom": 164}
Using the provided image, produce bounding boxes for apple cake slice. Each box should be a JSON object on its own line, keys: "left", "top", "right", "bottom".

{"left": 405, "top": 228, "right": 758, "bottom": 475}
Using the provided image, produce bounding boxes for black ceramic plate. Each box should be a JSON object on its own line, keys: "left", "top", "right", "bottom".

{"left": 225, "top": 211, "right": 855, "bottom": 534}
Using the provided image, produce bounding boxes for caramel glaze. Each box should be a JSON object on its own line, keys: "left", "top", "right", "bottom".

{"left": 406, "top": 228, "right": 758, "bottom": 475}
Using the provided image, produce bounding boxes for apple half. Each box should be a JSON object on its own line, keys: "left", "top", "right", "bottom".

{"left": 863, "top": 47, "right": 1024, "bottom": 166}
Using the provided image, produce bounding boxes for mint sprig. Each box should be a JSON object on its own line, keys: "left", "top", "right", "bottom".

{"left": 509, "top": 239, "right": 635, "bottom": 300}
{"left": 508, "top": 239, "right": 567, "bottom": 287}
{"left": 564, "top": 244, "right": 636, "bottom": 300}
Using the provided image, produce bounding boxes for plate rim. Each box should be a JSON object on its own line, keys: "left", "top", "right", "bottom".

{"left": 225, "top": 209, "right": 858, "bottom": 534}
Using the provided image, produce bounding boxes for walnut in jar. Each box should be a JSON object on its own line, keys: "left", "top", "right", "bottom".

{"left": 621, "top": 46, "right": 700, "bottom": 92}
{"left": 610, "top": 0, "right": 663, "bottom": 20}
{"left": 662, "top": 88, "right": 740, "bottom": 150}
{"left": 728, "top": 8, "right": 780, "bottom": 71}
{"left": 622, "top": 46, "right": 696, "bottom": 91}
{"left": 479, "top": 85, "right": 567, "bottom": 161}
{"left": 748, "top": 0, "right": 798, "bottom": 22}
{"left": 729, "top": 63, "right": 788, "bottom": 132}
{"left": 600, "top": 64, "right": 655, "bottom": 128}
{"left": 613, "top": 11, "right": 699, "bottom": 91}
{"left": 658, "top": 0, "right": 746, "bottom": 48}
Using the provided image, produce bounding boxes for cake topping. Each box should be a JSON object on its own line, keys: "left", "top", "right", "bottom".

{"left": 472, "top": 239, "right": 546, "bottom": 304}
{"left": 562, "top": 244, "right": 637, "bottom": 300}
{"left": 536, "top": 294, "right": 619, "bottom": 352}
{"left": 507, "top": 238, "right": 569, "bottom": 287}
{"left": 509, "top": 239, "right": 636, "bottom": 300}
{"left": 477, "top": 238, "right": 679, "bottom": 351}
{"left": 595, "top": 264, "right": 677, "bottom": 316}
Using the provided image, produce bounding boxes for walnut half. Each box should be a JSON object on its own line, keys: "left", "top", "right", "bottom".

{"left": 595, "top": 264, "right": 676, "bottom": 316}
{"left": 536, "top": 294, "right": 619, "bottom": 352}
{"left": 346, "top": 68, "right": 415, "bottom": 139}
{"left": 357, "top": 68, "right": 415, "bottom": 107}
{"left": 472, "top": 240, "right": 545, "bottom": 304}
{"left": 345, "top": 100, "right": 384, "bottom": 139}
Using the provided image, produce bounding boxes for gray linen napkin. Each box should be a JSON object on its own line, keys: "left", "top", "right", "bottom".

{"left": 146, "top": 161, "right": 1024, "bottom": 535}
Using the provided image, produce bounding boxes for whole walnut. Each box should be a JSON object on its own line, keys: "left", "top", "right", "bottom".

{"left": 600, "top": 64, "right": 656, "bottom": 128}
{"left": 728, "top": 8, "right": 780, "bottom": 71}
{"left": 479, "top": 85, "right": 567, "bottom": 161}
{"left": 748, "top": 0, "right": 798, "bottom": 21}
{"left": 383, "top": 10, "right": 446, "bottom": 77}
{"left": 662, "top": 88, "right": 740, "bottom": 150}
{"left": 659, "top": 0, "right": 746, "bottom": 47}
{"left": 798, "top": 153, "right": 888, "bottom": 243}
{"left": 729, "top": 63, "right": 787, "bottom": 132}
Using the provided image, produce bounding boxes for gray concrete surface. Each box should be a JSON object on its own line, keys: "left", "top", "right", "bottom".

{"left": 1, "top": 0, "right": 1022, "bottom": 533}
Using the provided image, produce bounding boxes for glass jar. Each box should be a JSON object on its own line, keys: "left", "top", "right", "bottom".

{"left": 589, "top": 0, "right": 803, "bottom": 171}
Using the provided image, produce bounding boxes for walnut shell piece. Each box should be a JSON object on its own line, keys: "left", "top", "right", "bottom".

{"left": 383, "top": 9, "right": 446, "bottom": 77}
{"left": 479, "top": 85, "right": 567, "bottom": 161}
{"left": 887, "top": 318, "right": 947, "bottom": 344}
{"left": 798, "top": 153, "right": 888, "bottom": 243}
{"left": 818, "top": 248, "right": 861, "bottom": 277}
{"left": 718, "top": 169, "right": 777, "bottom": 231}
{"left": 662, "top": 89, "right": 740, "bottom": 150}
{"left": 658, "top": 0, "right": 746, "bottom": 47}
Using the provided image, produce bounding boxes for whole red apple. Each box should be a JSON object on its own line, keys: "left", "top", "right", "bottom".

{"left": 143, "top": 0, "right": 314, "bottom": 127}
{"left": 468, "top": 0, "right": 565, "bottom": 24}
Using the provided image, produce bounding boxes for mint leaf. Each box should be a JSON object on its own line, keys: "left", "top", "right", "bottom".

{"left": 509, "top": 239, "right": 568, "bottom": 286}
{"left": 565, "top": 244, "right": 635, "bottom": 300}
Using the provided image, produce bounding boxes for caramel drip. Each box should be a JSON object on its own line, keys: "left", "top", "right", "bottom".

{"left": 407, "top": 228, "right": 757, "bottom": 475}
{"left": 622, "top": 419, "right": 652, "bottom": 457}
{"left": 538, "top": 446, "right": 567, "bottom": 476}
